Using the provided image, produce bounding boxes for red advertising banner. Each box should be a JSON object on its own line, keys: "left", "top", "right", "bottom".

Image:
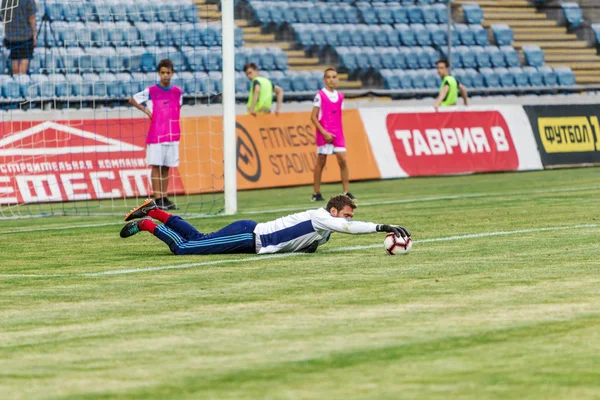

{"left": 0, "top": 119, "right": 184, "bottom": 205}
{"left": 385, "top": 111, "right": 520, "bottom": 176}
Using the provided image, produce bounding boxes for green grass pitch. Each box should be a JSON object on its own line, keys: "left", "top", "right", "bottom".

{"left": 2, "top": 168, "right": 600, "bottom": 400}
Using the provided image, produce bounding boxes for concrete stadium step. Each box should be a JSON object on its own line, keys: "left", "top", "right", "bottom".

{"left": 482, "top": 7, "right": 541, "bottom": 14}
{"left": 235, "top": 19, "right": 250, "bottom": 27}
{"left": 545, "top": 54, "right": 600, "bottom": 62}
{"left": 483, "top": 19, "right": 557, "bottom": 27}
{"left": 564, "top": 70, "right": 600, "bottom": 76}
{"left": 484, "top": 12, "right": 548, "bottom": 20}
{"left": 543, "top": 48, "right": 597, "bottom": 55}
{"left": 512, "top": 27, "right": 567, "bottom": 34}
{"left": 288, "top": 57, "right": 320, "bottom": 66}
{"left": 288, "top": 65, "right": 326, "bottom": 71}
{"left": 455, "top": 0, "right": 529, "bottom": 6}
{"left": 549, "top": 62, "right": 600, "bottom": 70}
{"left": 198, "top": 10, "right": 221, "bottom": 19}
{"left": 242, "top": 27, "right": 262, "bottom": 34}
{"left": 195, "top": 4, "right": 220, "bottom": 12}
{"left": 285, "top": 50, "right": 306, "bottom": 58}
{"left": 576, "top": 76, "right": 600, "bottom": 84}
{"left": 514, "top": 41, "right": 589, "bottom": 49}
{"left": 338, "top": 81, "right": 363, "bottom": 89}
{"left": 245, "top": 41, "right": 292, "bottom": 50}
{"left": 244, "top": 33, "right": 276, "bottom": 42}
{"left": 514, "top": 32, "right": 578, "bottom": 41}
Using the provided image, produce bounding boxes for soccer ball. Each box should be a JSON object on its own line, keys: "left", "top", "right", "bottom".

{"left": 384, "top": 233, "right": 412, "bottom": 255}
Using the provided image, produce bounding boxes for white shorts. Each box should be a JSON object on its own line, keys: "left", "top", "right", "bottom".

{"left": 146, "top": 142, "right": 180, "bottom": 167}
{"left": 317, "top": 144, "right": 346, "bottom": 155}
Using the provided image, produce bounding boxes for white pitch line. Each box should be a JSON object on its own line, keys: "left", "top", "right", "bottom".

{"left": 4, "top": 184, "right": 599, "bottom": 236}
{"left": 1, "top": 223, "right": 597, "bottom": 279}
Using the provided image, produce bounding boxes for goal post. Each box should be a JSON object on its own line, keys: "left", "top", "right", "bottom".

{"left": 0, "top": 0, "right": 238, "bottom": 219}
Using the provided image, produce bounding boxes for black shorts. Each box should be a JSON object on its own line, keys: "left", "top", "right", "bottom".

{"left": 3, "top": 38, "right": 34, "bottom": 61}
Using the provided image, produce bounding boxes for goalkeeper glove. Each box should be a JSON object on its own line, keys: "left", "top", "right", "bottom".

{"left": 377, "top": 224, "right": 411, "bottom": 240}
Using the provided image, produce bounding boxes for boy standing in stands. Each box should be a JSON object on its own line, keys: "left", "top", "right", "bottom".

{"left": 310, "top": 67, "right": 354, "bottom": 202}
{"left": 130, "top": 59, "right": 182, "bottom": 210}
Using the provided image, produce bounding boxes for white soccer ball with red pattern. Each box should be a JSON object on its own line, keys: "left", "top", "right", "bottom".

{"left": 384, "top": 233, "right": 412, "bottom": 255}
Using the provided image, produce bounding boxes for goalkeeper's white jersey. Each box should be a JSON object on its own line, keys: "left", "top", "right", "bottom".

{"left": 254, "top": 208, "right": 378, "bottom": 254}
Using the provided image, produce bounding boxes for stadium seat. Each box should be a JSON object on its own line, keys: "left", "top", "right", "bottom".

{"left": 462, "top": 3, "right": 483, "bottom": 25}
{"left": 358, "top": 4, "right": 377, "bottom": 24}
{"left": 457, "top": 46, "right": 476, "bottom": 69}
{"left": 408, "top": 70, "right": 426, "bottom": 89}
{"left": 407, "top": 6, "right": 424, "bottom": 24}
{"left": 381, "top": 70, "right": 400, "bottom": 90}
{"left": 538, "top": 66, "right": 558, "bottom": 86}
{"left": 523, "top": 66, "right": 543, "bottom": 86}
{"left": 397, "top": 24, "right": 416, "bottom": 47}
{"left": 454, "top": 69, "right": 471, "bottom": 87}
{"left": 404, "top": 48, "right": 420, "bottom": 70}
{"left": 509, "top": 67, "right": 529, "bottom": 87}
{"left": 32, "top": 74, "right": 55, "bottom": 98}
{"left": 392, "top": 6, "right": 408, "bottom": 24}
{"left": 495, "top": 67, "right": 516, "bottom": 88}
{"left": 561, "top": 2, "right": 583, "bottom": 30}
{"left": 434, "top": 3, "right": 448, "bottom": 24}
{"left": 593, "top": 24, "right": 600, "bottom": 47}
{"left": 487, "top": 46, "right": 506, "bottom": 68}
{"left": 422, "top": 6, "right": 438, "bottom": 24}
{"left": 413, "top": 24, "right": 432, "bottom": 46}
{"left": 491, "top": 24, "right": 514, "bottom": 46}
{"left": 554, "top": 66, "right": 576, "bottom": 86}
{"left": 471, "top": 25, "right": 489, "bottom": 46}
{"left": 474, "top": 46, "right": 491, "bottom": 68}
{"left": 500, "top": 46, "right": 520, "bottom": 68}
{"left": 429, "top": 24, "right": 447, "bottom": 47}
{"left": 466, "top": 68, "right": 484, "bottom": 88}
{"left": 522, "top": 45, "right": 544, "bottom": 67}
{"left": 456, "top": 24, "right": 475, "bottom": 46}
{"left": 480, "top": 67, "right": 500, "bottom": 87}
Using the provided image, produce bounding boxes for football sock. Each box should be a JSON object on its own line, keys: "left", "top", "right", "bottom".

{"left": 148, "top": 208, "right": 171, "bottom": 223}
{"left": 139, "top": 219, "right": 157, "bottom": 234}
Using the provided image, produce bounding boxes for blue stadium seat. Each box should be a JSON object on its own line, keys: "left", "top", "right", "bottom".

{"left": 130, "top": 72, "right": 146, "bottom": 95}
{"left": 380, "top": 48, "right": 397, "bottom": 69}
{"left": 115, "top": 72, "right": 135, "bottom": 95}
{"left": 294, "top": 4, "right": 311, "bottom": 24}
{"left": 458, "top": 46, "right": 476, "bottom": 69}
{"left": 365, "top": 48, "right": 382, "bottom": 70}
{"left": 382, "top": 25, "right": 400, "bottom": 47}
{"left": 454, "top": 69, "right": 471, "bottom": 87}
{"left": 474, "top": 46, "right": 491, "bottom": 68}
{"left": 206, "top": 48, "right": 222, "bottom": 72}
{"left": 404, "top": 47, "right": 420, "bottom": 69}
{"left": 99, "top": 73, "right": 121, "bottom": 97}
{"left": 397, "top": 70, "right": 413, "bottom": 90}
{"left": 361, "top": 25, "right": 377, "bottom": 47}
{"left": 422, "top": 47, "right": 439, "bottom": 68}
{"left": 392, "top": 48, "right": 406, "bottom": 69}
{"left": 34, "top": 74, "right": 56, "bottom": 98}
{"left": 413, "top": 24, "right": 432, "bottom": 46}
{"left": 495, "top": 67, "right": 516, "bottom": 87}
{"left": 337, "top": 47, "right": 357, "bottom": 72}
{"left": 375, "top": 5, "right": 393, "bottom": 25}
{"left": 554, "top": 66, "right": 576, "bottom": 86}
{"left": 392, "top": 6, "right": 408, "bottom": 24}
{"left": 464, "top": 25, "right": 485, "bottom": 47}
{"left": 593, "top": 24, "right": 600, "bottom": 46}
{"left": 456, "top": 24, "right": 475, "bottom": 46}
{"left": 137, "top": 22, "right": 158, "bottom": 47}
{"left": 428, "top": 24, "right": 447, "bottom": 47}
{"left": 381, "top": 70, "right": 400, "bottom": 90}
{"left": 538, "top": 66, "right": 558, "bottom": 86}
{"left": 358, "top": 3, "right": 377, "bottom": 24}
{"left": 424, "top": 70, "right": 440, "bottom": 89}
{"left": 433, "top": 4, "right": 448, "bottom": 24}
{"left": 397, "top": 24, "right": 416, "bottom": 47}
{"left": 500, "top": 46, "right": 520, "bottom": 68}
{"left": 491, "top": 24, "right": 514, "bottom": 46}
{"left": 422, "top": 6, "right": 438, "bottom": 24}
{"left": 408, "top": 70, "right": 426, "bottom": 89}
{"left": 561, "top": 2, "right": 583, "bottom": 30}
{"left": 466, "top": 68, "right": 484, "bottom": 88}
{"left": 523, "top": 66, "right": 543, "bottom": 86}
{"left": 462, "top": 3, "right": 483, "bottom": 25}
{"left": 522, "top": 45, "right": 544, "bottom": 67}
{"left": 51, "top": 74, "right": 69, "bottom": 98}
{"left": 480, "top": 68, "right": 500, "bottom": 87}
{"left": 509, "top": 67, "right": 529, "bottom": 87}
{"left": 407, "top": 6, "right": 424, "bottom": 24}
{"left": 487, "top": 46, "right": 506, "bottom": 68}
{"left": 45, "top": 0, "right": 65, "bottom": 22}
{"left": 63, "top": 47, "right": 84, "bottom": 73}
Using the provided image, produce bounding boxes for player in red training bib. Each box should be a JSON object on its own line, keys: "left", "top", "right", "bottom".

{"left": 310, "top": 68, "right": 354, "bottom": 202}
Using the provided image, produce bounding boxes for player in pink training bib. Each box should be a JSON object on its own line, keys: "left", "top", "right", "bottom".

{"left": 129, "top": 59, "right": 182, "bottom": 211}
{"left": 310, "top": 68, "right": 354, "bottom": 202}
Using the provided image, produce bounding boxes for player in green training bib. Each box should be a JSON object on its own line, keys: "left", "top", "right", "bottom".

{"left": 244, "top": 63, "right": 285, "bottom": 115}
{"left": 434, "top": 60, "right": 469, "bottom": 109}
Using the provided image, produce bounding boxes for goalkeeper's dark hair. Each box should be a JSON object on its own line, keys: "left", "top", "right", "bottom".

{"left": 157, "top": 59, "right": 174, "bottom": 72}
{"left": 327, "top": 195, "right": 357, "bottom": 213}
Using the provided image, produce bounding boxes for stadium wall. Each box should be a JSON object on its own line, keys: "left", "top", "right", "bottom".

{"left": 2, "top": 100, "right": 600, "bottom": 204}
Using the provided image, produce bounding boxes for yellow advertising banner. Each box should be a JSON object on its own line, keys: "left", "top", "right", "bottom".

{"left": 179, "top": 110, "right": 381, "bottom": 193}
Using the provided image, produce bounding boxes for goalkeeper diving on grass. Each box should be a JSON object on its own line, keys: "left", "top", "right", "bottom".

{"left": 120, "top": 195, "right": 410, "bottom": 255}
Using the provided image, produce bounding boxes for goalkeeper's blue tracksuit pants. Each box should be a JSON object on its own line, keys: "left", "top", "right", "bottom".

{"left": 153, "top": 216, "right": 258, "bottom": 255}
